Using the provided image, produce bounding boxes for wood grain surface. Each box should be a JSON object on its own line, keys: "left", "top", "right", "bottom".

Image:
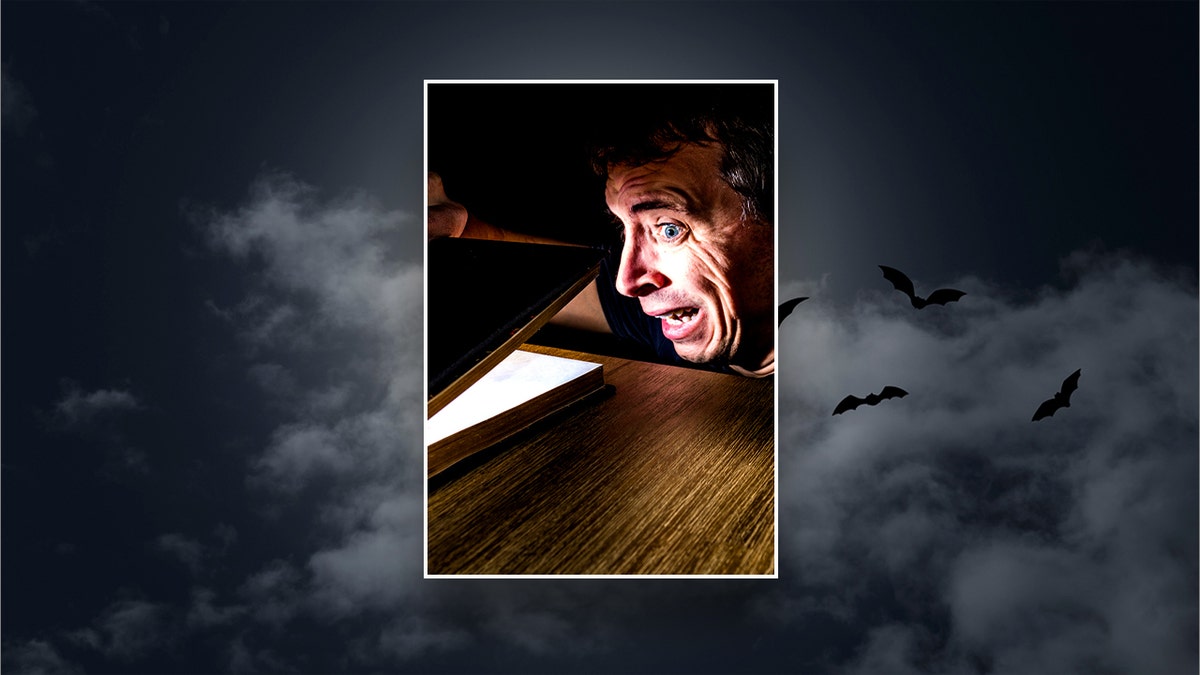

{"left": 427, "top": 345, "right": 775, "bottom": 575}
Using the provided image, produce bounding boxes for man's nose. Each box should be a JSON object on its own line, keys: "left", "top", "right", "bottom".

{"left": 615, "top": 234, "right": 667, "bottom": 297}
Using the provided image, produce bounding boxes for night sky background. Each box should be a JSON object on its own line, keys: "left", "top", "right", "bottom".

{"left": 3, "top": 2, "right": 1197, "bottom": 674}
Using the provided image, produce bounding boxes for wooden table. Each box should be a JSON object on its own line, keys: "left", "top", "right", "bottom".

{"left": 426, "top": 344, "right": 775, "bottom": 575}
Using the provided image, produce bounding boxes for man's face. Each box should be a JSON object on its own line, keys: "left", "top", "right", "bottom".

{"left": 605, "top": 142, "right": 774, "bottom": 369}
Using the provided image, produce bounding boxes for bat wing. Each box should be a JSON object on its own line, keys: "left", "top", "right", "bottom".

{"left": 878, "top": 386, "right": 909, "bottom": 401}
{"left": 879, "top": 265, "right": 916, "bottom": 298}
{"left": 1032, "top": 397, "right": 1062, "bottom": 421}
{"left": 1059, "top": 369, "right": 1081, "bottom": 399}
{"left": 778, "top": 297, "right": 809, "bottom": 325}
{"left": 833, "top": 395, "right": 865, "bottom": 416}
{"left": 925, "top": 288, "right": 966, "bottom": 306}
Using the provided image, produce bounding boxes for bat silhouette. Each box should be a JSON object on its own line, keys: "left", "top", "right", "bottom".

{"left": 833, "top": 386, "right": 909, "bottom": 416}
{"left": 779, "top": 297, "right": 808, "bottom": 325}
{"left": 879, "top": 265, "right": 966, "bottom": 309}
{"left": 1032, "top": 368, "right": 1081, "bottom": 421}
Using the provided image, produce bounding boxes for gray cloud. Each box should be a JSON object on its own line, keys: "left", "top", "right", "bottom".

{"left": 204, "top": 171, "right": 419, "bottom": 334}
{"left": 307, "top": 493, "right": 424, "bottom": 616}
{"left": 199, "top": 171, "right": 433, "bottom": 655}
{"left": 238, "top": 559, "right": 305, "bottom": 628}
{"left": 69, "top": 599, "right": 174, "bottom": 663}
{"left": 197, "top": 171, "right": 642, "bottom": 667}
{"left": 53, "top": 383, "right": 142, "bottom": 427}
{"left": 189, "top": 171, "right": 1196, "bottom": 673}
{"left": 376, "top": 616, "right": 472, "bottom": 660}
{"left": 155, "top": 533, "right": 205, "bottom": 575}
{"left": 1, "top": 64, "right": 37, "bottom": 135}
{"left": 200, "top": 170, "right": 424, "bottom": 491}
{"left": 47, "top": 382, "right": 150, "bottom": 477}
{"left": 1, "top": 639, "right": 82, "bottom": 674}
{"left": 213, "top": 523, "right": 238, "bottom": 550}
{"left": 186, "top": 588, "right": 245, "bottom": 629}
{"left": 777, "top": 250, "right": 1198, "bottom": 673}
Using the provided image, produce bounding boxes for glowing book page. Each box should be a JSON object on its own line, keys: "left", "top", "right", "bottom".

{"left": 426, "top": 348, "right": 604, "bottom": 478}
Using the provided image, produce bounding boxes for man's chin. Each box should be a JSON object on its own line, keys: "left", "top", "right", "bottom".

{"left": 670, "top": 335, "right": 731, "bottom": 366}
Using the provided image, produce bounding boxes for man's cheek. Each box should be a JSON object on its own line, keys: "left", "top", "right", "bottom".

{"left": 680, "top": 241, "right": 735, "bottom": 298}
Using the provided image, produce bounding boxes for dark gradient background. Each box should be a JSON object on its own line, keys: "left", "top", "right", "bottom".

{"left": 3, "top": 2, "right": 1196, "bottom": 673}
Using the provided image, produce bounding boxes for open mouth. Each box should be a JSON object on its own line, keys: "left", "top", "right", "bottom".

{"left": 655, "top": 307, "right": 700, "bottom": 326}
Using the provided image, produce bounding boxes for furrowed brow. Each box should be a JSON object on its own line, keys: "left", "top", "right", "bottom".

{"left": 630, "top": 200, "right": 681, "bottom": 215}
{"left": 628, "top": 193, "right": 690, "bottom": 215}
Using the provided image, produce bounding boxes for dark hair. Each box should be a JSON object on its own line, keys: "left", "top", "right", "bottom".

{"left": 587, "top": 85, "right": 774, "bottom": 224}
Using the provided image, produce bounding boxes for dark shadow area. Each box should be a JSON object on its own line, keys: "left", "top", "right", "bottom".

{"left": 427, "top": 82, "right": 774, "bottom": 246}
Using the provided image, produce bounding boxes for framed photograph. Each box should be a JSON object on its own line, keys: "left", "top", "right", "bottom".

{"left": 424, "top": 80, "right": 778, "bottom": 577}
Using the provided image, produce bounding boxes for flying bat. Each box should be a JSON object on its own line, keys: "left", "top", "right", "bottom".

{"left": 1032, "top": 368, "right": 1081, "bottom": 421}
{"left": 879, "top": 265, "right": 966, "bottom": 309}
{"left": 779, "top": 297, "right": 808, "bottom": 325}
{"left": 833, "top": 386, "right": 909, "bottom": 416}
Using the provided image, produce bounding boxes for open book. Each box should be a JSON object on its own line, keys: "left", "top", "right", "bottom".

{"left": 426, "top": 238, "right": 605, "bottom": 417}
{"left": 426, "top": 347, "right": 606, "bottom": 478}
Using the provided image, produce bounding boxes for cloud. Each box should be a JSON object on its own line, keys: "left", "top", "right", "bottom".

{"left": 194, "top": 169, "right": 1194, "bottom": 673}
{"left": 307, "top": 494, "right": 425, "bottom": 616}
{"left": 186, "top": 588, "right": 245, "bottom": 629}
{"left": 1, "top": 64, "right": 37, "bottom": 135}
{"left": 69, "top": 599, "right": 174, "bottom": 662}
{"left": 155, "top": 533, "right": 205, "bottom": 575}
{"left": 238, "top": 559, "right": 305, "bottom": 627}
{"left": 225, "top": 635, "right": 290, "bottom": 674}
{"left": 1, "top": 639, "right": 82, "bottom": 674}
{"left": 46, "top": 381, "right": 149, "bottom": 476}
{"left": 198, "top": 170, "right": 430, "bottom": 641}
{"left": 376, "top": 616, "right": 472, "bottom": 660}
{"left": 203, "top": 170, "right": 420, "bottom": 336}
{"left": 196, "top": 171, "right": 635, "bottom": 667}
{"left": 214, "top": 523, "right": 238, "bottom": 551}
{"left": 777, "top": 250, "right": 1198, "bottom": 673}
{"left": 53, "top": 382, "right": 142, "bottom": 427}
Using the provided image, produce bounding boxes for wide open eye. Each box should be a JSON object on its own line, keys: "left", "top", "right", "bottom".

{"left": 657, "top": 221, "right": 686, "bottom": 242}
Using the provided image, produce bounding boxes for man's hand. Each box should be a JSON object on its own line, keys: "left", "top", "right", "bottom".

{"left": 427, "top": 172, "right": 469, "bottom": 239}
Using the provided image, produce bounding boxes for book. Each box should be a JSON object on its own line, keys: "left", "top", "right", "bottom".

{"left": 426, "top": 347, "right": 606, "bottom": 478}
{"left": 426, "top": 238, "right": 605, "bottom": 417}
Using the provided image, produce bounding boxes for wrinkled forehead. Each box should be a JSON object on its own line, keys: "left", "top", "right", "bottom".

{"left": 604, "top": 143, "right": 725, "bottom": 216}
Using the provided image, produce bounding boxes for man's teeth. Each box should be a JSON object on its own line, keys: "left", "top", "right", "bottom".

{"left": 659, "top": 308, "right": 698, "bottom": 325}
